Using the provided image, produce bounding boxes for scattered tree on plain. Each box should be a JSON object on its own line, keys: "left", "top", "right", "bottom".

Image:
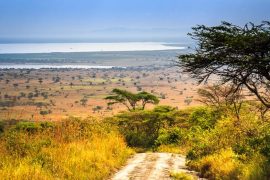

{"left": 105, "top": 88, "right": 159, "bottom": 111}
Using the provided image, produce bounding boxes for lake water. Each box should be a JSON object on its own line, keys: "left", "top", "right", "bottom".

{"left": 0, "top": 64, "right": 117, "bottom": 69}
{"left": 0, "top": 42, "right": 187, "bottom": 69}
{"left": 0, "top": 42, "right": 185, "bottom": 54}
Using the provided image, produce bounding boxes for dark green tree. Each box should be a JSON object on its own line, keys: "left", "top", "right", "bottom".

{"left": 137, "top": 91, "right": 159, "bottom": 109}
{"left": 80, "top": 97, "right": 88, "bottom": 107}
{"left": 38, "top": 78, "right": 43, "bottom": 84}
{"left": 178, "top": 21, "right": 270, "bottom": 108}
{"left": 105, "top": 89, "right": 139, "bottom": 111}
{"left": 105, "top": 89, "right": 159, "bottom": 111}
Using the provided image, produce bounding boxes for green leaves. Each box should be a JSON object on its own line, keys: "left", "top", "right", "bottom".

{"left": 137, "top": 91, "right": 160, "bottom": 109}
{"left": 105, "top": 88, "right": 159, "bottom": 111}
{"left": 178, "top": 21, "right": 270, "bottom": 108}
{"left": 114, "top": 106, "right": 180, "bottom": 147}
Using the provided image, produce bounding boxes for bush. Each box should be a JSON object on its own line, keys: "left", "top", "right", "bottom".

{"left": 184, "top": 105, "right": 270, "bottom": 179}
{"left": 0, "top": 120, "right": 4, "bottom": 133}
{"left": 188, "top": 107, "right": 219, "bottom": 130}
{"left": 117, "top": 111, "right": 163, "bottom": 147}
{"left": 40, "top": 110, "right": 52, "bottom": 115}
{"left": 14, "top": 121, "right": 54, "bottom": 133}
{"left": 188, "top": 148, "right": 242, "bottom": 179}
{"left": 170, "top": 172, "right": 195, "bottom": 180}
{"left": 5, "top": 130, "right": 30, "bottom": 157}
{"left": 241, "top": 154, "right": 270, "bottom": 180}
{"left": 255, "top": 126, "right": 270, "bottom": 162}
{"left": 15, "top": 121, "right": 41, "bottom": 133}
{"left": 155, "top": 127, "right": 185, "bottom": 146}
{"left": 114, "top": 106, "right": 182, "bottom": 148}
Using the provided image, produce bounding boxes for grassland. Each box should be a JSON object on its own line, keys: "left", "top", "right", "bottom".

{"left": 0, "top": 67, "right": 200, "bottom": 121}
{"left": 1, "top": 66, "right": 269, "bottom": 179}
{"left": 0, "top": 118, "right": 133, "bottom": 179}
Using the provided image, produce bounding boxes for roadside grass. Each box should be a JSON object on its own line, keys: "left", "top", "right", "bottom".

{"left": 156, "top": 144, "right": 189, "bottom": 154}
{"left": 0, "top": 118, "right": 134, "bottom": 179}
{"left": 111, "top": 104, "right": 270, "bottom": 179}
{"left": 170, "top": 171, "right": 195, "bottom": 180}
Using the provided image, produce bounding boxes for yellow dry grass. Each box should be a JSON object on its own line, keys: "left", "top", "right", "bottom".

{"left": 0, "top": 118, "right": 134, "bottom": 180}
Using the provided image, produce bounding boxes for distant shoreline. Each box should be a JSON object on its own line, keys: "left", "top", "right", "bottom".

{"left": 0, "top": 42, "right": 185, "bottom": 54}
{"left": 0, "top": 64, "right": 126, "bottom": 70}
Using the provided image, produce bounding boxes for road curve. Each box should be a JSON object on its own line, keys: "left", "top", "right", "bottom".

{"left": 111, "top": 152, "right": 201, "bottom": 180}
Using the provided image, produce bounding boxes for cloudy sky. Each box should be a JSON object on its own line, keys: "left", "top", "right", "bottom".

{"left": 0, "top": 0, "right": 269, "bottom": 42}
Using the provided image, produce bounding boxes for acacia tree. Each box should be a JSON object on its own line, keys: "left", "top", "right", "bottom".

{"left": 80, "top": 97, "right": 88, "bottom": 107}
{"left": 105, "top": 89, "right": 159, "bottom": 111}
{"left": 105, "top": 89, "right": 139, "bottom": 111}
{"left": 137, "top": 91, "right": 160, "bottom": 109}
{"left": 197, "top": 85, "right": 244, "bottom": 119}
{"left": 178, "top": 21, "right": 270, "bottom": 108}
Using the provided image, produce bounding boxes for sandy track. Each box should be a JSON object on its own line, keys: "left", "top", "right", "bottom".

{"left": 111, "top": 153, "right": 201, "bottom": 180}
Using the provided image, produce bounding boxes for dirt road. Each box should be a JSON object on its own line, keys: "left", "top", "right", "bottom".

{"left": 111, "top": 152, "right": 201, "bottom": 180}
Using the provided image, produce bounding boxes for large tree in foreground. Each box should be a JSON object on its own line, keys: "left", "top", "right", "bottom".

{"left": 178, "top": 21, "right": 270, "bottom": 108}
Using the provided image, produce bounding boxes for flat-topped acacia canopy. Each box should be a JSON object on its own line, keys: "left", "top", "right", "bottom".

{"left": 178, "top": 21, "right": 270, "bottom": 108}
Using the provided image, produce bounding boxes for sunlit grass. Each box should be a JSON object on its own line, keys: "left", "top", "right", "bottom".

{"left": 0, "top": 118, "right": 134, "bottom": 179}
{"left": 170, "top": 171, "right": 195, "bottom": 180}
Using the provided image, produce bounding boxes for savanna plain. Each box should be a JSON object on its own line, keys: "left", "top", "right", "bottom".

{"left": 0, "top": 47, "right": 270, "bottom": 180}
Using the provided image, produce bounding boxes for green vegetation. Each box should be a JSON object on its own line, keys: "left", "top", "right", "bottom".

{"left": 170, "top": 172, "right": 195, "bottom": 180}
{"left": 109, "top": 106, "right": 183, "bottom": 148}
{"left": 185, "top": 105, "right": 270, "bottom": 179}
{"left": 174, "top": 21, "right": 270, "bottom": 179}
{"left": 1, "top": 21, "right": 270, "bottom": 180}
{"left": 105, "top": 88, "right": 159, "bottom": 111}
{"left": 1, "top": 90, "right": 270, "bottom": 179}
{"left": 0, "top": 118, "right": 133, "bottom": 179}
{"left": 107, "top": 102, "right": 270, "bottom": 179}
{"left": 178, "top": 21, "right": 270, "bottom": 108}
{"left": 80, "top": 97, "right": 88, "bottom": 106}
{"left": 101, "top": 80, "right": 269, "bottom": 179}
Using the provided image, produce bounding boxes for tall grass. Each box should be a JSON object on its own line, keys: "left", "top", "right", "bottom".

{"left": 0, "top": 118, "right": 133, "bottom": 179}
{"left": 184, "top": 105, "right": 270, "bottom": 179}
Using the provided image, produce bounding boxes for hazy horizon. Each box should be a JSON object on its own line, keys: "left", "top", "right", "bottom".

{"left": 1, "top": 0, "right": 270, "bottom": 43}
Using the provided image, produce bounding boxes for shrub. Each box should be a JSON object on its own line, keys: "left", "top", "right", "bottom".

{"left": 114, "top": 106, "right": 181, "bottom": 148}
{"left": 155, "top": 127, "right": 185, "bottom": 146}
{"left": 117, "top": 111, "right": 163, "bottom": 147}
{"left": 188, "top": 107, "right": 219, "bottom": 130}
{"left": 14, "top": 121, "right": 54, "bottom": 133}
{"left": 0, "top": 120, "right": 4, "bottom": 133}
{"left": 15, "top": 121, "right": 41, "bottom": 133}
{"left": 188, "top": 148, "right": 242, "bottom": 179}
{"left": 40, "top": 110, "right": 52, "bottom": 115}
{"left": 4, "top": 130, "right": 30, "bottom": 157}
{"left": 241, "top": 154, "right": 270, "bottom": 180}
{"left": 170, "top": 172, "right": 195, "bottom": 180}
{"left": 186, "top": 108, "right": 270, "bottom": 179}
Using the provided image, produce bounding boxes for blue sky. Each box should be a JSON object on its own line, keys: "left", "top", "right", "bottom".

{"left": 0, "top": 0, "right": 269, "bottom": 42}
